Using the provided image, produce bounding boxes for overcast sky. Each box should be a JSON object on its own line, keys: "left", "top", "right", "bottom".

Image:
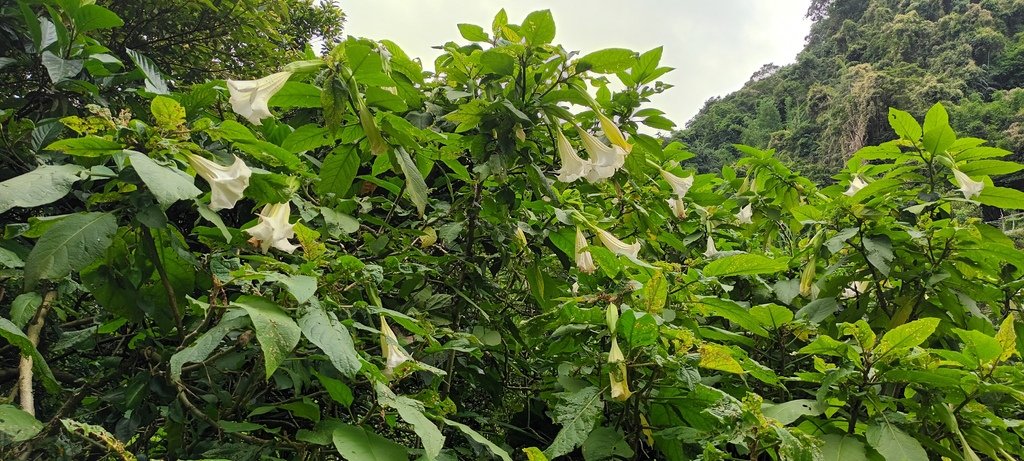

{"left": 341, "top": 1, "right": 813, "bottom": 129}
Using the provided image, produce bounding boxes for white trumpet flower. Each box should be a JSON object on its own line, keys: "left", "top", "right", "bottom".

{"left": 596, "top": 112, "right": 632, "bottom": 154}
{"left": 186, "top": 154, "right": 252, "bottom": 211}
{"left": 667, "top": 198, "right": 687, "bottom": 219}
{"left": 595, "top": 228, "right": 641, "bottom": 260}
{"left": 736, "top": 203, "right": 753, "bottom": 225}
{"left": 952, "top": 169, "right": 984, "bottom": 199}
{"left": 226, "top": 71, "right": 292, "bottom": 125}
{"left": 661, "top": 169, "right": 694, "bottom": 199}
{"left": 703, "top": 235, "right": 718, "bottom": 258}
{"left": 608, "top": 337, "right": 632, "bottom": 401}
{"left": 379, "top": 315, "right": 413, "bottom": 377}
{"left": 577, "top": 127, "right": 626, "bottom": 183}
{"left": 844, "top": 175, "right": 868, "bottom": 197}
{"left": 575, "top": 228, "right": 597, "bottom": 274}
{"left": 245, "top": 202, "right": 300, "bottom": 253}
{"left": 556, "top": 130, "right": 591, "bottom": 183}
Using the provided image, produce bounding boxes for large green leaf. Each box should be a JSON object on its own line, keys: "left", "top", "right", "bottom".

{"left": 521, "top": 9, "right": 556, "bottom": 46}
{"left": 578, "top": 48, "right": 636, "bottom": 74}
{"left": 169, "top": 310, "right": 249, "bottom": 382}
{"left": 45, "top": 135, "right": 121, "bottom": 157}
{"left": 126, "top": 48, "right": 168, "bottom": 94}
{"left": 887, "top": 108, "right": 921, "bottom": 142}
{"left": 0, "top": 164, "right": 84, "bottom": 214}
{"left": 70, "top": 4, "right": 123, "bottom": 32}
{"left": 299, "top": 300, "right": 361, "bottom": 378}
{"left": 976, "top": 186, "right": 1024, "bottom": 210}
{"left": 866, "top": 422, "right": 928, "bottom": 461}
{"left": 24, "top": 212, "right": 117, "bottom": 290}
{"left": 874, "top": 317, "right": 940, "bottom": 359}
{"left": 395, "top": 147, "right": 429, "bottom": 216}
{"left": 269, "top": 82, "right": 322, "bottom": 109}
{"left": 318, "top": 146, "right": 360, "bottom": 198}
{"left": 544, "top": 386, "right": 603, "bottom": 459}
{"left": 0, "top": 404, "right": 43, "bottom": 443}
{"left": 332, "top": 424, "right": 408, "bottom": 461}
{"left": 375, "top": 384, "right": 444, "bottom": 460}
{"left": 704, "top": 254, "right": 788, "bottom": 277}
{"left": 820, "top": 434, "right": 869, "bottom": 461}
{"left": 234, "top": 295, "right": 301, "bottom": 379}
{"left": 444, "top": 419, "right": 513, "bottom": 461}
{"left": 0, "top": 318, "right": 59, "bottom": 393}
{"left": 128, "top": 151, "right": 202, "bottom": 207}
{"left": 283, "top": 124, "right": 333, "bottom": 153}
{"left": 41, "top": 51, "right": 82, "bottom": 83}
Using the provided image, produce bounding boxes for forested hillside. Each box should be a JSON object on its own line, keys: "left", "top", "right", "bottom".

{"left": 676, "top": 0, "right": 1024, "bottom": 181}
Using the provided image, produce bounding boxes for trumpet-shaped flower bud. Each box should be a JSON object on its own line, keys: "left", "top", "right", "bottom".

{"left": 596, "top": 228, "right": 641, "bottom": 260}
{"left": 245, "top": 202, "right": 300, "bottom": 253}
{"left": 577, "top": 127, "right": 626, "bottom": 182}
{"left": 608, "top": 337, "right": 632, "bottom": 401}
{"left": 952, "top": 169, "right": 984, "bottom": 199}
{"left": 596, "top": 112, "right": 632, "bottom": 154}
{"left": 660, "top": 169, "right": 694, "bottom": 199}
{"left": 667, "top": 198, "right": 687, "bottom": 219}
{"left": 736, "top": 203, "right": 753, "bottom": 225}
{"left": 844, "top": 175, "right": 868, "bottom": 197}
{"left": 605, "top": 304, "right": 619, "bottom": 332}
{"left": 379, "top": 315, "right": 413, "bottom": 377}
{"left": 226, "top": 71, "right": 292, "bottom": 125}
{"left": 556, "top": 130, "right": 592, "bottom": 183}
{"left": 703, "top": 235, "right": 718, "bottom": 258}
{"left": 187, "top": 154, "right": 252, "bottom": 211}
{"left": 575, "top": 228, "right": 597, "bottom": 274}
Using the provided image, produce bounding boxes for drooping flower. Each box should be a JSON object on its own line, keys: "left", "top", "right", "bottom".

{"left": 703, "top": 235, "right": 718, "bottom": 258}
{"left": 840, "top": 280, "right": 871, "bottom": 299}
{"left": 379, "top": 315, "right": 413, "bottom": 377}
{"left": 575, "top": 228, "right": 597, "bottom": 274}
{"left": 667, "top": 198, "right": 687, "bottom": 219}
{"left": 577, "top": 127, "right": 626, "bottom": 183}
{"left": 556, "top": 130, "right": 591, "bottom": 183}
{"left": 595, "top": 228, "right": 641, "bottom": 260}
{"left": 952, "top": 168, "right": 984, "bottom": 199}
{"left": 596, "top": 112, "right": 632, "bottom": 154}
{"left": 245, "top": 202, "right": 300, "bottom": 253}
{"left": 736, "top": 203, "right": 753, "bottom": 225}
{"left": 608, "top": 337, "right": 632, "bottom": 401}
{"left": 226, "top": 71, "right": 292, "bottom": 125}
{"left": 661, "top": 169, "right": 694, "bottom": 199}
{"left": 186, "top": 153, "right": 252, "bottom": 211}
{"left": 844, "top": 175, "right": 868, "bottom": 197}
{"left": 605, "top": 304, "right": 619, "bottom": 332}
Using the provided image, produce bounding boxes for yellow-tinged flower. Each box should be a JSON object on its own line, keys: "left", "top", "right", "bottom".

{"left": 556, "top": 130, "right": 591, "bottom": 183}
{"left": 595, "top": 228, "right": 641, "bottom": 260}
{"left": 576, "top": 127, "right": 626, "bottom": 183}
{"left": 952, "top": 168, "right": 984, "bottom": 199}
{"left": 736, "top": 203, "right": 753, "bottom": 225}
{"left": 226, "top": 71, "right": 292, "bottom": 125}
{"left": 186, "top": 154, "right": 252, "bottom": 211}
{"left": 844, "top": 175, "right": 868, "bottom": 197}
{"left": 245, "top": 202, "right": 300, "bottom": 253}
{"left": 605, "top": 304, "right": 619, "bottom": 332}
{"left": 575, "top": 228, "right": 597, "bottom": 274}
{"left": 703, "top": 235, "right": 718, "bottom": 258}
{"left": 660, "top": 169, "right": 694, "bottom": 199}
{"left": 379, "top": 315, "right": 413, "bottom": 377}
{"left": 596, "top": 112, "right": 632, "bottom": 154}
{"left": 667, "top": 198, "right": 687, "bottom": 219}
{"left": 608, "top": 337, "right": 632, "bottom": 401}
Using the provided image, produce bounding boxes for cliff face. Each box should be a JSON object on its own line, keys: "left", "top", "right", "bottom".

{"left": 675, "top": 0, "right": 1024, "bottom": 182}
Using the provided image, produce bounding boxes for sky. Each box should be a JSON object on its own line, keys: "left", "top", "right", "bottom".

{"left": 341, "top": 1, "right": 813, "bottom": 129}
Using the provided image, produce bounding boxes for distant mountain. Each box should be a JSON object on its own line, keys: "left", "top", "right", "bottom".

{"left": 673, "top": 0, "right": 1024, "bottom": 182}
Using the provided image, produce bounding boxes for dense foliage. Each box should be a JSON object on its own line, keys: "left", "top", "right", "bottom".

{"left": 675, "top": 0, "right": 1024, "bottom": 186}
{"left": 1, "top": 2, "right": 1024, "bottom": 461}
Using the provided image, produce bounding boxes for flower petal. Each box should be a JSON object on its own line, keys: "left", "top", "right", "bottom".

{"left": 597, "top": 112, "right": 632, "bottom": 154}
{"left": 952, "top": 169, "right": 984, "bottom": 199}
{"left": 661, "top": 169, "right": 694, "bottom": 199}
{"left": 556, "top": 130, "right": 591, "bottom": 183}
{"left": 188, "top": 154, "right": 252, "bottom": 211}
{"left": 595, "top": 228, "right": 641, "bottom": 259}
{"left": 575, "top": 228, "right": 597, "bottom": 274}
{"left": 227, "top": 71, "right": 292, "bottom": 125}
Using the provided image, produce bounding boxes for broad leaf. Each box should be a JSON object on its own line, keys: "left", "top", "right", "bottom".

{"left": 0, "top": 404, "right": 43, "bottom": 443}
{"left": 578, "top": 48, "right": 636, "bottom": 74}
{"left": 333, "top": 424, "right": 408, "bottom": 461}
{"left": 0, "top": 164, "right": 84, "bottom": 214}
{"left": 170, "top": 310, "right": 249, "bottom": 382}
{"left": 234, "top": 295, "right": 302, "bottom": 379}
{"left": 0, "top": 318, "right": 59, "bottom": 393}
{"left": 875, "top": 317, "right": 940, "bottom": 359}
{"left": 544, "top": 386, "right": 603, "bottom": 459}
{"left": 866, "top": 422, "right": 928, "bottom": 461}
{"left": 375, "top": 384, "right": 444, "bottom": 460}
{"left": 704, "top": 254, "right": 788, "bottom": 277}
{"left": 444, "top": 419, "right": 513, "bottom": 461}
{"left": 820, "top": 434, "right": 869, "bottom": 461}
{"left": 24, "top": 212, "right": 117, "bottom": 290}
{"left": 395, "top": 147, "right": 429, "bottom": 216}
{"left": 128, "top": 151, "right": 202, "bottom": 207}
{"left": 299, "top": 300, "right": 361, "bottom": 378}
{"left": 318, "top": 146, "right": 360, "bottom": 198}
{"left": 45, "top": 135, "right": 121, "bottom": 157}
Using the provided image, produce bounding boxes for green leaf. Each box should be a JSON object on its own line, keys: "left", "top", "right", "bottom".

{"left": 642, "top": 270, "right": 667, "bottom": 313}
{"left": 195, "top": 201, "right": 231, "bottom": 242}
{"left": 315, "top": 372, "right": 353, "bottom": 407}
{"left": 299, "top": 300, "right": 361, "bottom": 378}
{"left": 0, "top": 318, "right": 59, "bottom": 393}
{"left": 170, "top": 310, "right": 249, "bottom": 382}
{"left": 444, "top": 419, "right": 513, "bottom": 461}
{"left": 952, "top": 329, "right": 1002, "bottom": 366}
{"left": 578, "top": 48, "right": 636, "bottom": 74}
{"left": 922, "top": 124, "right": 956, "bottom": 156}
{"left": 866, "top": 422, "right": 928, "bottom": 461}
{"left": 24, "top": 212, "right": 117, "bottom": 290}
{"left": 521, "top": 10, "right": 556, "bottom": 46}
{"left": 395, "top": 147, "right": 429, "bottom": 217}
{"left": 332, "top": 424, "right": 408, "bottom": 461}
{"left": 150, "top": 95, "right": 185, "bottom": 129}
{"left": 125, "top": 48, "right": 168, "bottom": 94}
{"left": 246, "top": 172, "right": 300, "bottom": 203}
{"left": 234, "top": 295, "right": 302, "bottom": 379}
{"left": 41, "top": 51, "right": 82, "bottom": 83}
{"left": 0, "top": 164, "right": 84, "bottom": 214}
{"left": 995, "top": 313, "right": 1018, "bottom": 363}
{"left": 976, "top": 186, "right": 1024, "bottom": 210}
{"left": 618, "top": 310, "right": 658, "bottom": 346}
{"left": 264, "top": 273, "right": 317, "bottom": 304}
{"left": 923, "top": 102, "right": 949, "bottom": 134}
{"left": 581, "top": 426, "right": 634, "bottom": 461}
{"left": 698, "top": 297, "right": 769, "bottom": 338}
{"left": 762, "top": 399, "right": 823, "bottom": 426}
{"left": 887, "top": 108, "right": 922, "bottom": 142}
{"left": 957, "top": 160, "right": 1024, "bottom": 176}
{"left": 820, "top": 434, "right": 869, "bottom": 461}
{"left": 70, "top": 4, "right": 123, "bottom": 32}
{"left": 479, "top": 50, "right": 515, "bottom": 76}
{"left": 269, "top": 82, "right": 322, "bottom": 108}
{"left": 698, "top": 343, "right": 745, "bottom": 374}
{"left": 45, "top": 135, "right": 121, "bottom": 157}
{"left": 862, "top": 235, "right": 894, "bottom": 277}
{"left": 318, "top": 146, "right": 360, "bottom": 198}
{"left": 457, "top": 23, "right": 489, "bottom": 41}
{"left": 128, "top": 151, "right": 202, "bottom": 207}
{"left": 749, "top": 304, "right": 794, "bottom": 330}
{"left": 0, "top": 404, "right": 43, "bottom": 443}
{"left": 10, "top": 293, "right": 42, "bottom": 329}
{"left": 543, "top": 386, "right": 603, "bottom": 459}
{"left": 875, "top": 317, "right": 940, "bottom": 359}
{"left": 704, "top": 254, "right": 788, "bottom": 277}
{"left": 375, "top": 384, "right": 444, "bottom": 460}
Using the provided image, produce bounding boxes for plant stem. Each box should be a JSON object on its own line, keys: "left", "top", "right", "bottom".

{"left": 141, "top": 227, "right": 185, "bottom": 341}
